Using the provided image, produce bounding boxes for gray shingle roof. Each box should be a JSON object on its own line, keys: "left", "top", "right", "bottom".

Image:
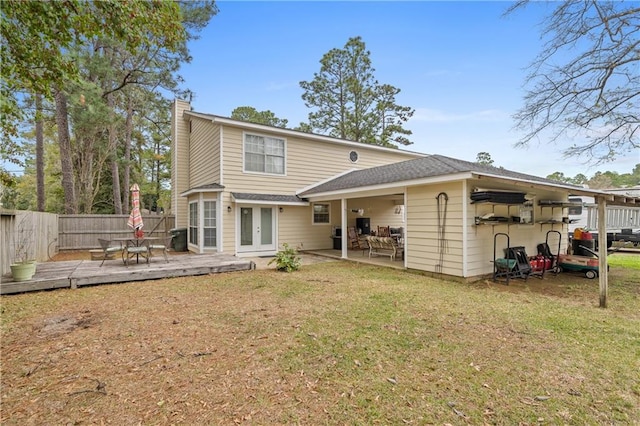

{"left": 231, "top": 193, "right": 307, "bottom": 204}
{"left": 180, "top": 182, "right": 225, "bottom": 196}
{"left": 189, "top": 183, "right": 225, "bottom": 190}
{"left": 298, "top": 154, "right": 574, "bottom": 196}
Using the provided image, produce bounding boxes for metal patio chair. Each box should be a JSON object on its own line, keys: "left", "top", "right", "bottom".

{"left": 97, "top": 238, "right": 123, "bottom": 267}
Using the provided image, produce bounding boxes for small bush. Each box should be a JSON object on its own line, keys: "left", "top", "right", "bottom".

{"left": 268, "top": 243, "right": 301, "bottom": 272}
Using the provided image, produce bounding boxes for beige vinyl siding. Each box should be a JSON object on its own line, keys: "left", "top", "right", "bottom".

{"left": 221, "top": 126, "right": 417, "bottom": 194}
{"left": 465, "top": 179, "right": 571, "bottom": 277}
{"left": 278, "top": 205, "right": 333, "bottom": 250}
{"left": 171, "top": 100, "right": 191, "bottom": 228}
{"left": 406, "top": 182, "right": 464, "bottom": 276}
{"left": 221, "top": 192, "right": 236, "bottom": 253}
{"left": 188, "top": 118, "right": 220, "bottom": 189}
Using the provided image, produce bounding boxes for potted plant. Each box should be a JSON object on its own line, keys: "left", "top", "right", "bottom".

{"left": 10, "top": 213, "right": 36, "bottom": 281}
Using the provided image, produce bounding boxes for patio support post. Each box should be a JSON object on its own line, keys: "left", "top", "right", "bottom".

{"left": 403, "top": 189, "right": 408, "bottom": 268}
{"left": 341, "top": 198, "right": 348, "bottom": 259}
{"left": 597, "top": 196, "right": 608, "bottom": 308}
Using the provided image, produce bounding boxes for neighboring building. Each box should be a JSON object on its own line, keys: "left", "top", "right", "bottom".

{"left": 171, "top": 100, "right": 639, "bottom": 280}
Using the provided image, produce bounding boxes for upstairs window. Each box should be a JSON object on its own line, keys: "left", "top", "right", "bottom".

{"left": 244, "top": 133, "right": 285, "bottom": 175}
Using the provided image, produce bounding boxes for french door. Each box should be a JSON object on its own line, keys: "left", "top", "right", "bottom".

{"left": 238, "top": 206, "right": 276, "bottom": 253}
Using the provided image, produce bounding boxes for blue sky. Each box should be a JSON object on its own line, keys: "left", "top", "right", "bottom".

{"left": 180, "top": 1, "right": 639, "bottom": 178}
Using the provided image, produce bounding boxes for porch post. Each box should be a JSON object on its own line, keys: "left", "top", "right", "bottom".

{"left": 341, "top": 198, "right": 348, "bottom": 259}
{"left": 403, "top": 189, "right": 408, "bottom": 268}
{"left": 597, "top": 196, "right": 608, "bottom": 308}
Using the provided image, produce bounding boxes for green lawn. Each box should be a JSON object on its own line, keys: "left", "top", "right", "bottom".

{"left": 1, "top": 255, "right": 638, "bottom": 424}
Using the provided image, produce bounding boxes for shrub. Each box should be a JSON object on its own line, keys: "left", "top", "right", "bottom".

{"left": 268, "top": 243, "right": 301, "bottom": 272}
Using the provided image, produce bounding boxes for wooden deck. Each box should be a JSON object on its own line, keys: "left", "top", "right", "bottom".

{"left": 0, "top": 254, "right": 255, "bottom": 295}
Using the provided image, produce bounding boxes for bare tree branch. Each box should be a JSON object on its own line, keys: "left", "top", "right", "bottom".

{"left": 509, "top": 1, "right": 639, "bottom": 164}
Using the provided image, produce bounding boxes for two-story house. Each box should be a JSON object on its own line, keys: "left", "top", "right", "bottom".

{"left": 172, "top": 99, "right": 635, "bottom": 280}
{"left": 171, "top": 99, "right": 422, "bottom": 258}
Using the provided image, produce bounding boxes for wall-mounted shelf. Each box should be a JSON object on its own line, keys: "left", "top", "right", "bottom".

{"left": 474, "top": 202, "right": 534, "bottom": 227}
{"left": 536, "top": 200, "right": 576, "bottom": 230}
{"left": 538, "top": 200, "right": 582, "bottom": 208}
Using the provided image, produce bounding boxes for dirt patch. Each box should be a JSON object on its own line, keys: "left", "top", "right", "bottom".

{"left": 36, "top": 310, "right": 95, "bottom": 337}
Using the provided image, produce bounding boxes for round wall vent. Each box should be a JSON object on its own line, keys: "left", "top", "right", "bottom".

{"left": 349, "top": 150, "right": 359, "bottom": 163}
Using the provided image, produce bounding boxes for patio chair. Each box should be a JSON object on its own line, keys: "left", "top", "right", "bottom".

{"left": 148, "top": 236, "right": 173, "bottom": 263}
{"left": 347, "top": 227, "right": 368, "bottom": 256}
{"left": 124, "top": 241, "right": 149, "bottom": 266}
{"left": 97, "top": 238, "right": 123, "bottom": 267}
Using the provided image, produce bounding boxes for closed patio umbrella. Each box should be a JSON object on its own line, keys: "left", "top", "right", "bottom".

{"left": 126, "top": 183, "right": 144, "bottom": 236}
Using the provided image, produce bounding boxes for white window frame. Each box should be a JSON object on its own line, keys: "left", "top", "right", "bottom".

{"left": 203, "top": 200, "right": 217, "bottom": 248}
{"left": 312, "top": 203, "right": 331, "bottom": 225}
{"left": 188, "top": 201, "right": 198, "bottom": 245}
{"left": 243, "top": 132, "right": 286, "bottom": 176}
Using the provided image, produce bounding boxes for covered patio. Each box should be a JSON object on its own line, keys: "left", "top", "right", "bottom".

{"left": 307, "top": 248, "right": 406, "bottom": 270}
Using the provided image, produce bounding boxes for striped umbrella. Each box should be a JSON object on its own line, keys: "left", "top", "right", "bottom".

{"left": 126, "top": 183, "right": 144, "bottom": 233}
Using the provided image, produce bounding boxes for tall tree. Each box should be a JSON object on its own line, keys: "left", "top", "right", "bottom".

{"left": 55, "top": 90, "right": 76, "bottom": 214}
{"left": 300, "top": 37, "right": 414, "bottom": 147}
{"left": 508, "top": 1, "right": 639, "bottom": 164}
{"left": 374, "top": 84, "right": 414, "bottom": 147}
{"left": 1, "top": 0, "right": 187, "bottom": 185}
{"left": 231, "top": 106, "right": 289, "bottom": 128}
{"left": 35, "top": 94, "right": 45, "bottom": 211}
{"left": 476, "top": 152, "right": 495, "bottom": 166}
{"left": 2, "top": 1, "right": 216, "bottom": 213}
{"left": 587, "top": 172, "right": 614, "bottom": 189}
{"left": 546, "top": 172, "right": 569, "bottom": 184}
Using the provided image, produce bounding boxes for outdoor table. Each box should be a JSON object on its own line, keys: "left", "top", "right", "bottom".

{"left": 112, "top": 237, "right": 161, "bottom": 264}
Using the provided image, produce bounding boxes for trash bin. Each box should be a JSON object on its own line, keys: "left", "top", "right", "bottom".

{"left": 170, "top": 228, "right": 188, "bottom": 252}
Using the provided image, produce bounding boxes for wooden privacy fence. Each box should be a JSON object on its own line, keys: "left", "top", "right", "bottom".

{"left": 1, "top": 210, "right": 59, "bottom": 277}
{"left": 58, "top": 214, "right": 176, "bottom": 250}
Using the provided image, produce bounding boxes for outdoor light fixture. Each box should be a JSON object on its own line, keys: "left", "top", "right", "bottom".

{"left": 227, "top": 206, "right": 232, "bottom": 213}
{"left": 279, "top": 207, "right": 284, "bottom": 213}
